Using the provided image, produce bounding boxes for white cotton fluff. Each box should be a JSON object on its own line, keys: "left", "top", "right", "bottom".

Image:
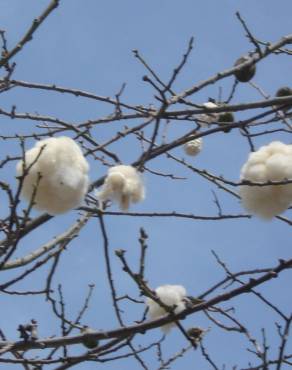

{"left": 197, "top": 102, "right": 218, "bottom": 127}
{"left": 96, "top": 165, "right": 145, "bottom": 211}
{"left": 16, "top": 136, "right": 89, "bottom": 215}
{"left": 184, "top": 138, "right": 203, "bottom": 156}
{"left": 239, "top": 141, "right": 292, "bottom": 219}
{"left": 146, "top": 285, "right": 187, "bottom": 333}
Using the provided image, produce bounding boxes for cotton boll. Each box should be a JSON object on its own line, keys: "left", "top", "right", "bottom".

{"left": 239, "top": 185, "right": 290, "bottom": 219}
{"left": 107, "top": 172, "right": 126, "bottom": 192}
{"left": 265, "top": 141, "right": 289, "bottom": 155}
{"left": 16, "top": 137, "right": 89, "bottom": 215}
{"left": 203, "top": 102, "right": 217, "bottom": 110}
{"left": 244, "top": 150, "right": 269, "bottom": 167}
{"left": 197, "top": 102, "right": 218, "bottom": 127}
{"left": 96, "top": 165, "right": 145, "bottom": 211}
{"left": 184, "top": 138, "right": 203, "bottom": 156}
{"left": 242, "top": 163, "right": 267, "bottom": 182}
{"left": 239, "top": 141, "right": 292, "bottom": 219}
{"left": 146, "top": 284, "right": 187, "bottom": 333}
{"left": 266, "top": 154, "right": 289, "bottom": 181}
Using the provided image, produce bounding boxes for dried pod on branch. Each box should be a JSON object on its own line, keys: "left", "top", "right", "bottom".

{"left": 234, "top": 55, "right": 256, "bottom": 83}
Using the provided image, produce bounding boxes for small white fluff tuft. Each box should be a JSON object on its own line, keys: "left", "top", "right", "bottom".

{"left": 96, "top": 165, "right": 145, "bottom": 211}
{"left": 16, "top": 136, "right": 89, "bottom": 215}
{"left": 184, "top": 138, "right": 203, "bottom": 156}
{"left": 197, "top": 102, "right": 218, "bottom": 127}
{"left": 239, "top": 141, "right": 292, "bottom": 219}
{"left": 146, "top": 284, "right": 187, "bottom": 333}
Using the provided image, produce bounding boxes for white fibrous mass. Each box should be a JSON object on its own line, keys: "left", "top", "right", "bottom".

{"left": 184, "top": 138, "right": 203, "bottom": 156}
{"left": 239, "top": 141, "right": 292, "bottom": 219}
{"left": 197, "top": 102, "right": 218, "bottom": 127}
{"left": 146, "top": 284, "right": 187, "bottom": 333}
{"left": 16, "top": 136, "right": 89, "bottom": 215}
{"left": 96, "top": 165, "right": 145, "bottom": 211}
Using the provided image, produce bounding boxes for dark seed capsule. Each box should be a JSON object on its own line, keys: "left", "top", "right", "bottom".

{"left": 276, "top": 87, "right": 292, "bottom": 111}
{"left": 81, "top": 327, "right": 99, "bottom": 349}
{"left": 276, "top": 86, "right": 292, "bottom": 97}
{"left": 218, "top": 112, "right": 235, "bottom": 133}
{"left": 218, "top": 112, "right": 235, "bottom": 123}
{"left": 234, "top": 56, "right": 256, "bottom": 83}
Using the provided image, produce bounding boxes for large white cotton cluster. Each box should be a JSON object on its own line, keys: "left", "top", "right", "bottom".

{"left": 146, "top": 284, "right": 187, "bottom": 333}
{"left": 197, "top": 102, "right": 218, "bottom": 127}
{"left": 96, "top": 165, "right": 145, "bottom": 211}
{"left": 239, "top": 141, "right": 292, "bottom": 219}
{"left": 184, "top": 138, "right": 203, "bottom": 156}
{"left": 16, "top": 136, "right": 89, "bottom": 215}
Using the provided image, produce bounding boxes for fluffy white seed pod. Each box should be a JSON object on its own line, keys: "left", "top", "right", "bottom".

{"left": 239, "top": 141, "right": 292, "bottom": 219}
{"left": 146, "top": 284, "right": 187, "bottom": 333}
{"left": 184, "top": 138, "right": 203, "bottom": 156}
{"left": 16, "top": 136, "right": 89, "bottom": 215}
{"left": 96, "top": 165, "right": 145, "bottom": 211}
{"left": 197, "top": 102, "right": 219, "bottom": 127}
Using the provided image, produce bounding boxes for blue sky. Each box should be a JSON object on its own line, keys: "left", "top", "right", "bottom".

{"left": 0, "top": 1, "right": 292, "bottom": 369}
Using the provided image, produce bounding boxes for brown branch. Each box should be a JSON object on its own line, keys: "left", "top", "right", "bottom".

{"left": 170, "top": 34, "right": 292, "bottom": 102}
{"left": 83, "top": 208, "right": 250, "bottom": 221}
{"left": 0, "top": 0, "right": 60, "bottom": 68}
{"left": 3, "top": 79, "right": 147, "bottom": 113}
{"left": 0, "top": 257, "right": 290, "bottom": 353}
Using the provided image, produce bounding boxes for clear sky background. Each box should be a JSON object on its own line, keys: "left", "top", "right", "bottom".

{"left": 0, "top": 1, "right": 292, "bottom": 369}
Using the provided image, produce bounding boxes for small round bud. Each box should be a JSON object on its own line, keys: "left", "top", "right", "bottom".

{"left": 234, "top": 56, "right": 256, "bottom": 83}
